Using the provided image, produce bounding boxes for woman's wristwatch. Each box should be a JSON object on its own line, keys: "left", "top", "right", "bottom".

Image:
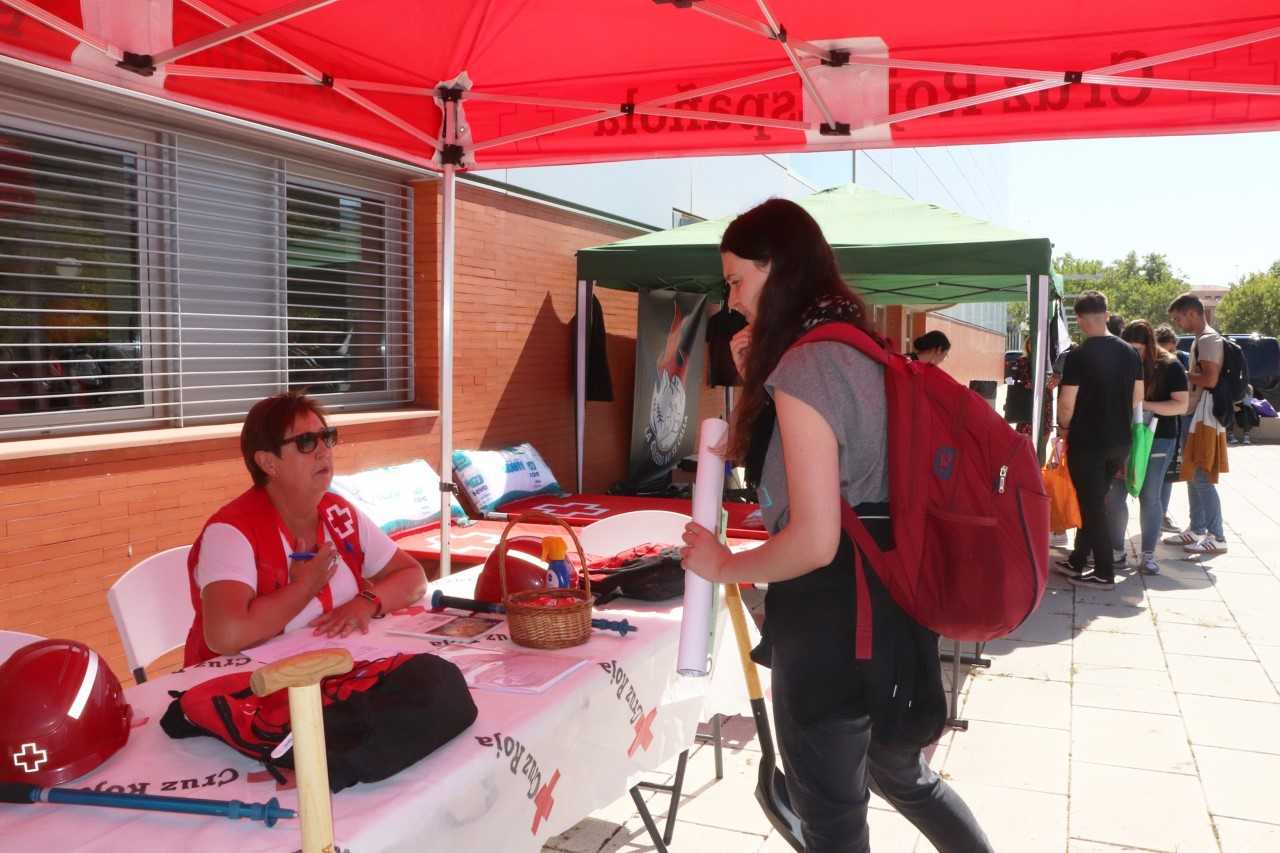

{"left": 357, "top": 586, "right": 385, "bottom": 618}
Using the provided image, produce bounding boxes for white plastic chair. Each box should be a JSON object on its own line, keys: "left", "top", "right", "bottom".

{"left": 107, "top": 546, "right": 194, "bottom": 683}
{"left": 577, "top": 510, "right": 691, "bottom": 555}
{"left": 0, "top": 630, "right": 44, "bottom": 665}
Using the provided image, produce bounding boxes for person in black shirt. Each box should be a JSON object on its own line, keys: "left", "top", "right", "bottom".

{"left": 1121, "top": 321, "right": 1189, "bottom": 575}
{"left": 1056, "top": 292, "right": 1144, "bottom": 588}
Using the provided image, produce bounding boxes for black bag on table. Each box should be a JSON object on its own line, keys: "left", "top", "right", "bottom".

{"left": 161, "top": 653, "right": 477, "bottom": 792}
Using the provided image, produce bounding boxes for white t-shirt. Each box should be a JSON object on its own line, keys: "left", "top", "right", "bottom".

{"left": 195, "top": 505, "right": 399, "bottom": 633}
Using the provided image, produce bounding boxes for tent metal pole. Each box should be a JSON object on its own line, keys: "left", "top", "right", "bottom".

{"left": 575, "top": 280, "right": 589, "bottom": 494}
{"left": 755, "top": 0, "right": 841, "bottom": 131}
{"left": 640, "top": 64, "right": 804, "bottom": 107}
{"left": 470, "top": 109, "right": 624, "bottom": 153}
{"left": 164, "top": 66, "right": 314, "bottom": 84}
{"left": 181, "top": 0, "right": 325, "bottom": 80}
{"left": 1030, "top": 274, "right": 1051, "bottom": 462}
{"left": 332, "top": 80, "right": 443, "bottom": 149}
{"left": 151, "top": 0, "right": 339, "bottom": 68}
{"left": 691, "top": 1, "right": 835, "bottom": 63}
{"left": 439, "top": 161, "right": 458, "bottom": 578}
{"left": 0, "top": 0, "right": 121, "bottom": 60}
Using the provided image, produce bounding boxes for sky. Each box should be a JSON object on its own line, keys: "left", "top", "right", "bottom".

{"left": 1004, "top": 132, "right": 1280, "bottom": 286}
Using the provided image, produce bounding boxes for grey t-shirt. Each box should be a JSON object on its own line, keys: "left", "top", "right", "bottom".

{"left": 1188, "top": 324, "right": 1224, "bottom": 411}
{"left": 759, "top": 342, "right": 889, "bottom": 534}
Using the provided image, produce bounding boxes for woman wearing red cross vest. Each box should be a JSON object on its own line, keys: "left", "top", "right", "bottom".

{"left": 183, "top": 392, "right": 427, "bottom": 664}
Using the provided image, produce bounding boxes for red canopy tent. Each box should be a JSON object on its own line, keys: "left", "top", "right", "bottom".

{"left": 3, "top": 0, "right": 1279, "bottom": 570}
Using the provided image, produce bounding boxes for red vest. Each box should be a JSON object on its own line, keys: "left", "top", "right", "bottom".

{"left": 184, "top": 487, "right": 365, "bottom": 665}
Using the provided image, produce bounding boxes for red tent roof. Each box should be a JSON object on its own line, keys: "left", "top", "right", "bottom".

{"left": 2, "top": 1, "right": 1279, "bottom": 169}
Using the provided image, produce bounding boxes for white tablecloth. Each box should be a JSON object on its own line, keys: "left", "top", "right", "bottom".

{"left": 0, "top": 567, "right": 765, "bottom": 852}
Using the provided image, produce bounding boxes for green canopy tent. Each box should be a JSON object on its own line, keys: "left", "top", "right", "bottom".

{"left": 571, "top": 184, "right": 1062, "bottom": 489}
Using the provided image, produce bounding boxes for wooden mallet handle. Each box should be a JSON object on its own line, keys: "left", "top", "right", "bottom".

{"left": 251, "top": 649, "right": 353, "bottom": 853}
{"left": 250, "top": 649, "right": 353, "bottom": 697}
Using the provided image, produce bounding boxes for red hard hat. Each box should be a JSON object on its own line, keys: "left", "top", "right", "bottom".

{"left": 0, "top": 639, "right": 132, "bottom": 786}
{"left": 474, "top": 536, "right": 554, "bottom": 604}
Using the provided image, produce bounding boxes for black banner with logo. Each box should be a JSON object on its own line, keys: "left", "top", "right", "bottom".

{"left": 629, "top": 290, "right": 708, "bottom": 488}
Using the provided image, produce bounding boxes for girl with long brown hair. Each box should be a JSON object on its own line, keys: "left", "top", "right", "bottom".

{"left": 679, "top": 199, "right": 990, "bottom": 853}
{"left": 1121, "top": 320, "right": 1189, "bottom": 574}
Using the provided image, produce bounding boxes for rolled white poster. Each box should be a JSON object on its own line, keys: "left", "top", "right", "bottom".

{"left": 677, "top": 417, "right": 728, "bottom": 677}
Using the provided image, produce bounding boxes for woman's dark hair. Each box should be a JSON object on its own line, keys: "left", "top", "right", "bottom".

{"left": 241, "top": 391, "right": 328, "bottom": 487}
{"left": 1106, "top": 314, "right": 1125, "bottom": 336}
{"left": 720, "top": 198, "right": 872, "bottom": 461}
{"left": 1154, "top": 323, "right": 1178, "bottom": 347}
{"left": 1120, "top": 319, "right": 1169, "bottom": 390}
{"left": 913, "top": 330, "right": 951, "bottom": 354}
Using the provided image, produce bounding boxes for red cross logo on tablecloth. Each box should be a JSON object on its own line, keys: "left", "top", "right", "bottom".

{"left": 391, "top": 605, "right": 428, "bottom": 617}
{"left": 628, "top": 708, "right": 658, "bottom": 757}
{"left": 531, "top": 769, "right": 561, "bottom": 835}
{"left": 12, "top": 742, "right": 48, "bottom": 773}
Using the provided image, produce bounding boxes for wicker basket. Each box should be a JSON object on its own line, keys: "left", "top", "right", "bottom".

{"left": 498, "top": 513, "right": 593, "bottom": 650}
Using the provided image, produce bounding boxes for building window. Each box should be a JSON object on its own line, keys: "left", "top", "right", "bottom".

{"left": 0, "top": 123, "right": 149, "bottom": 430}
{"left": 0, "top": 105, "right": 411, "bottom": 440}
{"left": 286, "top": 185, "right": 404, "bottom": 401}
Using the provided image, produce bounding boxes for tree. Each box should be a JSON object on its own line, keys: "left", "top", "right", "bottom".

{"left": 1217, "top": 273, "right": 1280, "bottom": 336}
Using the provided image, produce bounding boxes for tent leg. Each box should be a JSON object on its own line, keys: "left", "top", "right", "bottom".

{"left": 439, "top": 162, "right": 457, "bottom": 576}
{"left": 575, "top": 280, "right": 589, "bottom": 494}
{"left": 1029, "top": 274, "right": 1051, "bottom": 462}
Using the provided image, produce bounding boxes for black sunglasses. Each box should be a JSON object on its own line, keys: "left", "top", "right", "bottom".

{"left": 280, "top": 426, "right": 339, "bottom": 454}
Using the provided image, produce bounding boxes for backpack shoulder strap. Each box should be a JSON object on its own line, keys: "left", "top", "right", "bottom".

{"left": 790, "top": 321, "right": 892, "bottom": 366}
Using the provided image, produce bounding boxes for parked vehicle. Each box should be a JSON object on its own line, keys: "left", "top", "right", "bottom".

{"left": 1177, "top": 333, "right": 1280, "bottom": 396}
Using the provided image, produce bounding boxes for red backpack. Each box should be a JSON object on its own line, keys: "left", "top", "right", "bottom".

{"left": 791, "top": 324, "right": 1050, "bottom": 654}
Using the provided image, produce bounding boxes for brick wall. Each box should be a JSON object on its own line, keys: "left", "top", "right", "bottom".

{"left": 0, "top": 178, "right": 694, "bottom": 682}
{"left": 911, "top": 312, "right": 1007, "bottom": 390}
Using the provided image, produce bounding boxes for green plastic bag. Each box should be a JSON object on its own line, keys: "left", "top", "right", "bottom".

{"left": 1126, "top": 410, "right": 1156, "bottom": 497}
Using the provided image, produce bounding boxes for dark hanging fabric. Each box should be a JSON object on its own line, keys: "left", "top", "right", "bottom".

{"left": 571, "top": 293, "right": 614, "bottom": 402}
{"left": 706, "top": 305, "right": 748, "bottom": 387}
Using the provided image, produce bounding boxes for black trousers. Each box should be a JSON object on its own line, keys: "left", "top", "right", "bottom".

{"left": 773, "top": 685, "right": 993, "bottom": 853}
{"left": 1067, "top": 443, "right": 1129, "bottom": 580}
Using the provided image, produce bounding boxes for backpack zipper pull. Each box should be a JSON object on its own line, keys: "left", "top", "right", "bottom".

{"left": 997, "top": 465, "right": 1009, "bottom": 494}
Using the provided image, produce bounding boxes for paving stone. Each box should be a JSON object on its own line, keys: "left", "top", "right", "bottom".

{"left": 1072, "top": 631, "right": 1167, "bottom": 671}
{"left": 943, "top": 720, "right": 1069, "bottom": 795}
{"left": 1073, "top": 602, "right": 1156, "bottom": 636}
{"left": 1072, "top": 681, "right": 1181, "bottom": 716}
{"left": 1213, "top": 816, "right": 1280, "bottom": 853}
{"left": 1167, "top": 654, "right": 1280, "bottom": 702}
{"left": 1179, "top": 693, "right": 1280, "bottom": 755}
{"left": 1069, "top": 762, "right": 1218, "bottom": 853}
{"left": 1148, "top": 597, "right": 1237, "bottom": 629}
{"left": 1071, "top": 706, "right": 1196, "bottom": 774}
{"left": 979, "top": 639, "right": 1073, "bottom": 682}
{"left": 1193, "top": 745, "right": 1280, "bottom": 824}
{"left": 962, "top": 673, "right": 1072, "bottom": 730}
{"left": 1156, "top": 622, "right": 1257, "bottom": 661}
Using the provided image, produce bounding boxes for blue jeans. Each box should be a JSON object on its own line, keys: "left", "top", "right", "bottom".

{"left": 1140, "top": 438, "right": 1177, "bottom": 554}
{"left": 1187, "top": 467, "right": 1224, "bottom": 540}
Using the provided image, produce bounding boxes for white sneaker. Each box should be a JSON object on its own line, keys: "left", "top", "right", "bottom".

{"left": 1184, "top": 535, "right": 1228, "bottom": 555}
{"left": 1163, "top": 529, "right": 1202, "bottom": 546}
{"left": 1050, "top": 533, "right": 1069, "bottom": 550}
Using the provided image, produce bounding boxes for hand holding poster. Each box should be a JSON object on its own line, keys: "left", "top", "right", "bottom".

{"left": 677, "top": 418, "right": 727, "bottom": 677}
